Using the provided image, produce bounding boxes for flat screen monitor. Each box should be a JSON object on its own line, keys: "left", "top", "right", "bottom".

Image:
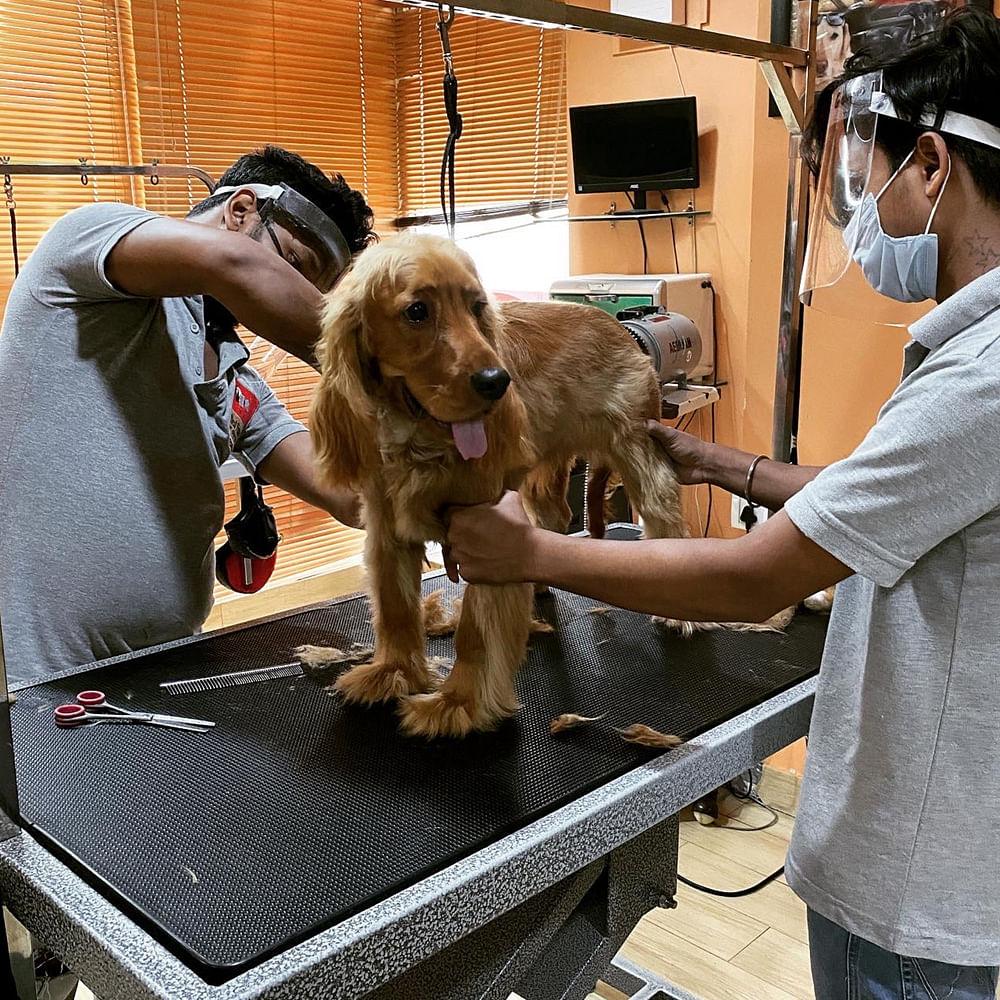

{"left": 569, "top": 96, "right": 700, "bottom": 196}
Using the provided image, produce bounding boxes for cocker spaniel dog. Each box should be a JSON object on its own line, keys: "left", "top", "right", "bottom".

{"left": 302, "top": 232, "right": 695, "bottom": 739}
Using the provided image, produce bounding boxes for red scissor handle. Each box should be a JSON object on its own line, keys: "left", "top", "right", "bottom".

{"left": 76, "top": 690, "right": 107, "bottom": 708}
{"left": 54, "top": 704, "right": 87, "bottom": 726}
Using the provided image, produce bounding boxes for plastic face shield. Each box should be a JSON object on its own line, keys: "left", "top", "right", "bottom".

{"left": 214, "top": 182, "right": 352, "bottom": 292}
{"left": 801, "top": 72, "right": 883, "bottom": 304}
{"left": 800, "top": 71, "right": 1000, "bottom": 325}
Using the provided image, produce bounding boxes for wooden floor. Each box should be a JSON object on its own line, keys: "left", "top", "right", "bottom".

{"left": 587, "top": 788, "right": 813, "bottom": 1000}
{"left": 578, "top": 791, "right": 1000, "bottom": 1000}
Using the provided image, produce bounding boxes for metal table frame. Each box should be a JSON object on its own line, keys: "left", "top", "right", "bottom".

{"left": 0, "top": 586, "right": 815, "bottom": 999}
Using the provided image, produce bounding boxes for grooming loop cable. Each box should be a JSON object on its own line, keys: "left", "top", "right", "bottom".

{"left": 435, "top": 3, "right": 462, "bottom": 238}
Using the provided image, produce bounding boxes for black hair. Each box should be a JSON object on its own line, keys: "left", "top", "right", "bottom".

{"left": 803, "top": 7, "right": 1000, "bottom": 208}
{"left": 188, "top": 145, "right": 376, "bottom": 254}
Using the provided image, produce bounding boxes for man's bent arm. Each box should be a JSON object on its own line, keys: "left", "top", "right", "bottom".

{"left": 256, "top": 432, "right": 362, "bottom": 529}
{"left": 106, "top": 218, "right": 327, "bottom": 368}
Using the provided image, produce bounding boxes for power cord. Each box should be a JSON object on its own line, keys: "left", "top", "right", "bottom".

{"left": 678, "top": 866, "right": 785, "bottom": 898}
{"left": 678, "top": 767, "right": 785, "bottom": 898}
{"left": 723, "top": 787, "right": 780, "bottom": 833}
{"left": 660, "top": 191, "right": 680, "bottom": 273}
{"left": 702, "top": 402, "right": 716, "bottom": 537}
{"left": 624, "top": 191, "right": 648, "bottom": 273}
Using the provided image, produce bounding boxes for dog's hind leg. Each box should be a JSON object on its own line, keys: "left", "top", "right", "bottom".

{"left": 584, "top": 464, "right": 612, "bottom": 539}
{"left": 399, "top": 581, "right": 533, "bottom": 739}
{"left": 334, "top": 521, "right": 432, "bottom": 705}
{"left": 610, "top": 430, "right": 792, "bottom": 636}
{"left": 608, "top": 433, "right": 686, "bottom": 542}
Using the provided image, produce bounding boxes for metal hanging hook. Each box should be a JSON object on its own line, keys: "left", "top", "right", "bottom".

{"left": 150, "top": 157, "right": 160, "bottom": 186}
{"left": 2, "top": 158, "right": 14, "bottom": 210}
{"left": 436, "top": 3, "right": 456, "bottom": 78}
{"left": 78, "top": 157, "right": 89, "bottom": 186}
{"left": 3, "top": 155, "right": 19, "bottom": 277}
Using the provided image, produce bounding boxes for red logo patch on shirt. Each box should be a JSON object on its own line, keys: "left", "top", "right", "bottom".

{"left": 233, "top": 380, "right": 260, "bottom": 425}
{"left": 229, "top": 379, "right": 261, "bottom": 449}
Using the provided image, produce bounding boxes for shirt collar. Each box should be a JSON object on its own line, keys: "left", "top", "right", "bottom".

{"left": 219, "top": 336, "right": 250, "bottom": 374}
{"left": 909, "top": 265, "right": 1000, "bottom": 350}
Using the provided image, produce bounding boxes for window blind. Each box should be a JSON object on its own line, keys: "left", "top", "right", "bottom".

{"left": 0, "top": 0, "right": 139, "bottom": 316}
{"left": 394, "top": 6, "right": 568, "bottom": 215}
{"left": 1, "top": 1, "right": 570, "bottom": 595}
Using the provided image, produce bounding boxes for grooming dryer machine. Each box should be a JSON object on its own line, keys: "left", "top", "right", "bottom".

{"left": 550, "top": 273, "right": 717, "bottom": 417}
{"left": 549, "top": 273, "right": 714, "bottom": 382}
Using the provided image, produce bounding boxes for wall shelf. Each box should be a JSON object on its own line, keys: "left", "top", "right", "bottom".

{"left": 566, "top": 209, "right": 711, "bottom": 223}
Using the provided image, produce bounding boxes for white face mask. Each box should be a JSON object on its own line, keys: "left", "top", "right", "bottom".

{"left": 843, "top": 148, "right": 952, "bottom": 303}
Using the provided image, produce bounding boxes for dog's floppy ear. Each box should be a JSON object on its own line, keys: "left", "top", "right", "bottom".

{"left": 310, "top": 267, "right": 379, "bottom": 489}
{"left": 477, "top": 293, "right": 505, "bottom": 346}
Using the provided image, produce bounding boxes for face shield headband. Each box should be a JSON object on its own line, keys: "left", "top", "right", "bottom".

{"left": 800, "top": 70, "right": 1000, "bottom": 303}
{"left": 213, "top": 182, "right": 353, "bottom": 292}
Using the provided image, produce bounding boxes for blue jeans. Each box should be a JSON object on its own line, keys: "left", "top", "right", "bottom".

{"left": 808, "top": 909, "right": 999, "bottom": 1000}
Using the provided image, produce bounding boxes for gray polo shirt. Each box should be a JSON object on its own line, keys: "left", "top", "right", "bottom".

{"left": 0, "top": 203, "right": 304, "bottom": 686}
{"left": 785, "top": 265, "right": 1000, "bottom": 964}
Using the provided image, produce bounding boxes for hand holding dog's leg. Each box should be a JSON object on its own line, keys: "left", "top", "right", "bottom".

{"left": 399, "top": 581, "right": 532, "bottom": 738}
{"left": 335, "top": 522, "right": 431, "bottom": 705}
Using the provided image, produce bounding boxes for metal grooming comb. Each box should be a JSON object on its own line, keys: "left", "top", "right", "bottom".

{"left": 160, "top": 662, "right": 303, "bottom": 695}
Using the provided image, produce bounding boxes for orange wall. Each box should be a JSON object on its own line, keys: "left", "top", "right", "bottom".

{"left": 568, "top": 2, "right": 794, "bottom": 538}
{"left": 566, "top": 1, "right": 930, "bottom": 775}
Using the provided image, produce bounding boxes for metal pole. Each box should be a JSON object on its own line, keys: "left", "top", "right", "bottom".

{"left": 771, "top": 1, "right": 818, "bottom": 464}
{"left": 397, "top": 0, "right": 807, "bottom": 66}
{"left": 0, "top": 624, "right": 19, "bottom": 833}
{"left": 0, "top": 162, "right": 215, "bottom": 192}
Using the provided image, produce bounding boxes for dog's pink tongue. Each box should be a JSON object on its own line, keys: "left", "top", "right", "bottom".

{"left": 451, "top": 420, "right": 488, "bottom": 461}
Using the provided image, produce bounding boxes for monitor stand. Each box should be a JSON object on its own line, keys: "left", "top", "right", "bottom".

{"left": 617, "top": 191, "right": 664, "bottom": 216}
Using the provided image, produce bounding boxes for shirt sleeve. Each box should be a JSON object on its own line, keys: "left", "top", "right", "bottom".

{"left": 230, "top": 365, "right": 307, "bottom": 474}
{"left": 785, "top": 343, "right": 1000, "bottom": 588}
{"left": 27, "top": 203, "right": 160, "bottom": 305}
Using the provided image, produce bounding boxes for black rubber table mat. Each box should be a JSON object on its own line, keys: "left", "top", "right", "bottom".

{"left": 11, "top": 530, "right": 826, "bottom": 983}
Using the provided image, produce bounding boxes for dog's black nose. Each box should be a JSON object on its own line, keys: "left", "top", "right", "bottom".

{"left": 470, "top": 367, "right": 511, "bottom": 401}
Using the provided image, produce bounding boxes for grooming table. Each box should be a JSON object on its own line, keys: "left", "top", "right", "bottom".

{"left": 0, "top": 526, "right": 825, "bottom": 1000}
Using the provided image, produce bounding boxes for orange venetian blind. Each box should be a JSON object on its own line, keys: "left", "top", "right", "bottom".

{"left": 129, "top": 0, "right": 399, "bottom": 226}
{"left": 1, "top": 1, "right": 570, "bottom": 593}
{"left": 394, "top": 6, "right": 568, "bottom": 216}
{"left": 0, "top": 0, "right": 141, "bottom": 316}
{"left": 127, "top": 0, "right": 401, "bottom": 587}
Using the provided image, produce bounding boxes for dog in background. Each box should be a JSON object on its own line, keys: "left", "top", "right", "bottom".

{"left": 302, "top": 233, "right": 738, "bottom": 738}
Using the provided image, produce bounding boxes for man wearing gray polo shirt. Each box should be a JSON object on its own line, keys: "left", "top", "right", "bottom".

{"left": 445, "top": 9, "right": 1000, "bottom": 998}
{"left": 0, "top": 145, "right": 367, "bottom": 686}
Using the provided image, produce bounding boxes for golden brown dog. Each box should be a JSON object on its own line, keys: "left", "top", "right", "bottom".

{"left": 303, "top": 232, "right": 690, "bottom": 739}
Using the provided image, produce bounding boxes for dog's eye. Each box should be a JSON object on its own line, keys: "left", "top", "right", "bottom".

{"left": 473, "top": 300, "right": 489, "bottom": 318}
{"left": 403, "top": 302, "right": 430, "bottom": 324}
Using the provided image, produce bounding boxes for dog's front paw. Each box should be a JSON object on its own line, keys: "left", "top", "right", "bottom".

{"left": 398, "top": 690, "right": 509, "bottom": 739}
{"left": 335, "top": 659, "right": 429, "bottom": 706}
{"left": 803, "top": 587, "right": 835, "bottom": 614}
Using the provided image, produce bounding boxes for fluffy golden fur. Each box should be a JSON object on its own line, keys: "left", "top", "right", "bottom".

{"left": 306, "top": 232, "right": 693, "bottom": 738}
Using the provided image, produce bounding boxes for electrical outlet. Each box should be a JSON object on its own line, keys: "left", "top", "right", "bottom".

{"left": 731, "top": 494, "right": 770, "bottom": 531}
